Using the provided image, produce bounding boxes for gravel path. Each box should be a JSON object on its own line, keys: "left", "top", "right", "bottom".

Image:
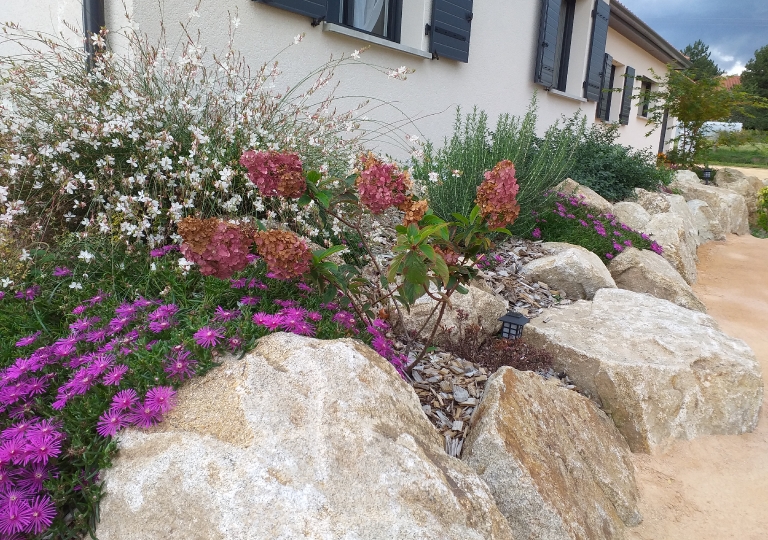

{"left": 628, "top": 234, "right": 768, "bottom": 540}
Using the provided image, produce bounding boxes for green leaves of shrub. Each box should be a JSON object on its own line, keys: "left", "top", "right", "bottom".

{"left": 565, "top": 123, "right": 674, "bottom": 202}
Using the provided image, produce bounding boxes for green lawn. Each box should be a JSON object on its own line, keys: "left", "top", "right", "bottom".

{"left": 709, "top": 142, "right": 768, "bottom": 168}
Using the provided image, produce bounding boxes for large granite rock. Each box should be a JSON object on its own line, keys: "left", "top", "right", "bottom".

{"left": 524, "top": 289, "right": 764, "bottom": 453}
{"left": 716, "top": 177, "right": 760, "bottom": 224}
{"left": 664, "top": 194, "right": 700, "bottom": 246}
{"left": 463, "top": 367, "right": 642, "bottom": 540}
{"left": 95, "top": 334, "right": 515, "bottom": 540}
{"left": 674, "top": 170, "right": 701, "bottom": 184}
{"left": 643, "top": 213, "right": 698, "bottom": 284}
{"left": 670, "top": 176, "right": 750, "bottom": 235}
{"left": 745, "top": 175, "right": 765, "bottom": 193}
{"left": 611, "top": 202, "right": 651, "bottom": 232}
{"left": 557, "top": 178, "right": 613, "bottom": 213}
{"left": 400, "top": 284, "right": 507, "bottom": 344}
{"left": 634, "top": 189, "right": 670, "bottom": 215}
{"left": 687, "top": 200, "right": 726, "bottom": 243}
{"left": 714, "top": 167, "right": 746, "bottom": 185}
{"left": 521, "top": 245, "right": 617, "bottom": 300}
{"left": 608, "top": 248, "right": 706, "bottom": 312}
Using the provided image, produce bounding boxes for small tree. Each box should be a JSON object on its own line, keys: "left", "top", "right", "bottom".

{"left": 643, "top": 68, "right": 761, "bottom": 166}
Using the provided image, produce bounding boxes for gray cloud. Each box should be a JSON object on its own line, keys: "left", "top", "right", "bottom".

{"left": 618, "top": 0, "right": 768, "bottom": 74}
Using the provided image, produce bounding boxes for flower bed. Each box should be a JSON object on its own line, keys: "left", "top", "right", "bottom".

{"left": 0, "top": 236, "right": 389, "bottom": 537}
{"left": 530, "top": 193, "right": 661, "bottom": 263}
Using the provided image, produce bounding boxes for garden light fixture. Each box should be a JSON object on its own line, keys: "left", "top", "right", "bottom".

{"left": 498, "top": 311, "right": 530, "bottom": 340}
{"left": 702, "top": 167, "right": 713, "bottom": 185}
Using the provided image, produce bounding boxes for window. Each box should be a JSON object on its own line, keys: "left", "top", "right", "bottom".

{"left": 639, "top": 80, "right": 652, "bottom": 118}
{"left": 340, "top": 0, "right": 401, "bottom": 41}
{"left": 552, "top": 0, "right": 576, "bottom": 92}
{"left": 537, "top": 0, "right": 610, "bottom": 97}
{"left": 603, "top": 64, "right": 616, "bottom": 121}
{"left": 253, "top": 0, "right": 473, "bottom": 63}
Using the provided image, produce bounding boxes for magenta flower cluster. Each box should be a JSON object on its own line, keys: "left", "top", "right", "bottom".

{"left": 366, "top": 319, "right": 408, "bottom": 377}
{"left": 149, "top": 245, "right": 179, "bottom": 258}
{"left": 251, "top": 304, "right": 318, "bottom": 337}
{"left": 0, "top": 417, "right": 58, "bottom": 534}
{"left": 355, "top": 154, "right": 410, "bottom": 214}
{"left": 535, "top": 192, "right": 662, "bottom": 261}
{"left": 96, "top": 386, "right": 176, "bottom": 436}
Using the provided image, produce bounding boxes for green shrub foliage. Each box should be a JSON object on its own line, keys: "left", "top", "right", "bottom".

{"left": 565, "top": 123, "right": 674, "bottom": 202}
{"left": 411, "top": 96, "right": 584, "bottom": 234}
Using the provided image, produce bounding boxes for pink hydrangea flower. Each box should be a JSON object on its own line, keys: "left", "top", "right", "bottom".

{"left": 240, "top": 150, "right": 306, "bottom": 198}
{"left": 355, "top": 154, "right": 410, "bottom": 214}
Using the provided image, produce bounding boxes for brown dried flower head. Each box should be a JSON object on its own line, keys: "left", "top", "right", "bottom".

{"left": 398, "top": 197, "right": 429, "bottom": 226}
{"left": 253, "top": 229, "right": 313, "bottom": 280}
{"left": 177, "top": 217, "right": 219, "bottom": 255}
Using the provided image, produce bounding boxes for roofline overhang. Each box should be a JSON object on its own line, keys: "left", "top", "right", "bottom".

{"left": 609, "top": 1, "right": 691, "bottom": 69}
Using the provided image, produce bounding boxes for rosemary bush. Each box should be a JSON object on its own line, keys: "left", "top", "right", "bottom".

{"left": 410, "top": 96, "right": 583, "bottom": 234}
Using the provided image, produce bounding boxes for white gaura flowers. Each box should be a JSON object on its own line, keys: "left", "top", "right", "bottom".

{"left": 0, "top": 19, "right": 409, "bottom": 247}
{"left": 78, "top": 250, "right": 95, "bottom": 263}
{"left": 69, "top": 282, "right": 83, "bottom": 290}
{"left": 177, "top": 257, "right": 194, "bottom": 274}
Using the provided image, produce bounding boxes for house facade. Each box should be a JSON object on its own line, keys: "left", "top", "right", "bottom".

{"left": 3, "top": 0, "right": 688, "bottom": 156}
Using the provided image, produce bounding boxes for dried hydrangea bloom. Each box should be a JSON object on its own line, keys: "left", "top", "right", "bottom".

{"left": 475, "top": 160, "right": 521, "bottom": 229}
{"left": 253, "top": 229, "right": 313, "bottom": 280}
{"left": 178, "top": 217, "right": 253, "bottom": 279}
{"left": 177, "top": 216, "right": 219, "bottom": 255}
{"left": 434, "top": 246, "right": 460, "bottom": 266}
{"left": 356, "top": 153, "right": 411, "bottom": 214}
{"left": 239, "top": 150, "right": 306, "bottom": 198}
{"left": 399, "top": 197, "right": 428, "bottom": 226}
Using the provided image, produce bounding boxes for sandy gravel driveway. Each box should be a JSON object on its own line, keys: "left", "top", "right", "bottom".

{"left": 628, "top": 234, "right": 768, "bottom": 540}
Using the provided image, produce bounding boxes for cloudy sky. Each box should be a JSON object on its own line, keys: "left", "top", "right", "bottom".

{"left": 618, "top": 0, "right": 768, "bottom": 75}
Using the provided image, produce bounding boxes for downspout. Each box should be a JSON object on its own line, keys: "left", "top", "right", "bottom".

{"left": 83, "top": 0, "right": 106, "bottom": 69}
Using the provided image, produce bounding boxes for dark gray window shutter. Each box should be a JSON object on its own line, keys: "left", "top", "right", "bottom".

{"left": 534, "top": 0, "right": 562, "bottom": 88}
{"left": 596, "top": 53, "right": 612, "bottom": 120}
{"left": 253, "top": 0, "right": 327, "bottom": 21}
{"left": 584, "top": 0, "right": 610, "bottom": 101}
{"left": 619, "top": 66, "right": 636, "bottom": 125}
{"left": 429, "top": 0, "right": 473, "bottom": 63}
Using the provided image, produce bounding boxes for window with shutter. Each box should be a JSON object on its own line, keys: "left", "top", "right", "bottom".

{"left": 534, "top": 0, "right": 562, "bottom": 88}
{"left": 253, "top": 0, "right": 328, "bottom": 21}
{"left": 334, "top": 0, "right": 402, "bottom": 42}
{"left": 619, "top": 66, "right": 636, "bottom": 125}
{"left": 429, "top": 0, "right": 473, "bottom": 63}
{"left": 584, "top": 0, "right": 610, "bottom": 101}
{"left": 595, "top": 53, "right": 613, "bottom": 121}
{"left": 639, "top": 79, "right": 653, "bottom": 118}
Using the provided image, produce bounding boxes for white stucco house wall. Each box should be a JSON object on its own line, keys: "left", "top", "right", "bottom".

{"left": 2, "top": 0, "right": 688, "bottom": 156}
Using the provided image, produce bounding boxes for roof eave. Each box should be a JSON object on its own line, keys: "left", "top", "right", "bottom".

{"left": 609, "top": 1, "right": 692, "bottom": 69}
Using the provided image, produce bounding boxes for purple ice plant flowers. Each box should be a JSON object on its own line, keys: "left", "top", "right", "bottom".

{"left": 193, "top": 326, "right": 225, "bottom": 348}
